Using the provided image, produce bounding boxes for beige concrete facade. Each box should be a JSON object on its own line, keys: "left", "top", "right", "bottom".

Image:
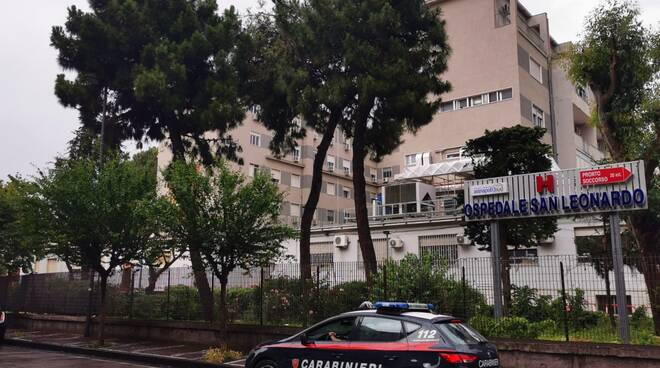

{"left": 156, "top": 0, "right": 607, "bottom": 263}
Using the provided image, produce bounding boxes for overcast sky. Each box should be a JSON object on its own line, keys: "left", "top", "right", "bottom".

{"left": 1, "top": 0, "right": 658, "bottom": 180}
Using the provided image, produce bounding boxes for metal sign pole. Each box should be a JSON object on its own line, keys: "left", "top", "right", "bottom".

{"left": 490, "top": 221, "right": 503, "bottom": 319}
{"left": 609, "top": 212, "right": 630, "bottom": 343}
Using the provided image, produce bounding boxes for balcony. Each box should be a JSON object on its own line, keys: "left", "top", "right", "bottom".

{"left": 517, "top": 14, "right": 545, "bottom": 54}
{"left": 309, "top": 199, "right": 462, "bottom": 230}
{"left": 574, "top": 133, "right": 605, "bottom": 164}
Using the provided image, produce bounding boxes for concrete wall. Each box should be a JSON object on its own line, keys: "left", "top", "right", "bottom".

{"left": 10, "top": 314, "right": 660, "bottom": 368}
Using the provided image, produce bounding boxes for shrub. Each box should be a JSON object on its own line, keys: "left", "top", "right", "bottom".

{"left": 226, "top": 287, "right": 259, "bottom": 323}
{"left": 131, "top": 292, "right": 166, "bottom": 320}
{"left": 371, "top": 254, "right": 488, "bottom": 318}
{"left": 468, "top": 315, "right": 544, "bottom": 340}
{"left": 167, "top": 285, "right": 202, "bottom": 320}
{"left": 203, "top": 347, "right": 243, "bottom": 363}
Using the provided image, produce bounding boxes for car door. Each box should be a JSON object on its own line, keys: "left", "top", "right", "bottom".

{"left": 285, "top": 316, "right": 358, "bottom": 368}
{"left": 348, "top": 315, "right": 407, "bottom": 368}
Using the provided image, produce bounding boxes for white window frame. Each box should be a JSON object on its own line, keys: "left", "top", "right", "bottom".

{"left": 405, "top": 154, "right": 418, "bottom": 167}
{"left": 293, "top": 146, "right": 301, "bottom": 162}
{"left": 370, "top": 168, "right": 378, "bottom": 183}
{"left": 529, "top": 57, "right": 543, "bottom": 83}
{"left": 532, "top": 104, "right": 545, "bottom": 128}
{"left": 290, "top": 203, "right": 301, "bottom": 217}
{"left": 249, "top": 164, "right": 260, "bottom": 177}
{"left": 382, "top": 167, "right": 392, "bottom": 182}
{"left": 343, "top": 160, "right": 351, "bottom": 176}
{"left": 326, "top": 182, "right": 336, "bottom": 196}
{"left": 327, "top": 155, "right": 335, "bottom": 172}
{"left": 270, "top": 169, "right": 281, "bottom": 184}
{"left": 343, "top": 187, "right": 351, "bottom": 199}
{"left": 249, "top": 132, "right": 261, "bottom": 147}
{"left": 291, "top": 174, "right": 301, "bottom": 188}
{"left": 326, "top": 209, "right": 335, "bottom": 223}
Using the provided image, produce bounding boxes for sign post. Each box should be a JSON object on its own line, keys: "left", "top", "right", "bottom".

{"left": 463, "top": 161, "right": 647, "bottom": 342}
{"left": 490, "top": 221, "right": 503, "bottom": 319}
{"left": 609, "top": 212, "right": 630, "bottom": 343}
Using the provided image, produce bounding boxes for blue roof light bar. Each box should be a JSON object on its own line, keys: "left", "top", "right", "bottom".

{"left": 374, "top": 301, "right": 433, "bottom": 311}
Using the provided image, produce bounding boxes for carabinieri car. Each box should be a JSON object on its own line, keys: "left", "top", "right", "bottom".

{"left": 246, "top": 302, "right": 499, "bottom": 368}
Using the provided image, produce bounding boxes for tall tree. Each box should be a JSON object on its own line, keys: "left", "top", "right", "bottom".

{"left": 564, "top": 0, "right": 660, "bottom": 334}
{"left": 463, "top": 125, "right": 558, "bottom": 315}
{"left": 247, "top": 0, "right": 451, "bottom": 282}
{"left": 165, "top": 160, "right": 295, "bottom": 339}
{"left": 36, "top": 156, "right": 163, "bottom": 344}
{"left": 52, "top": 0, "right": 252, "bottom": 321}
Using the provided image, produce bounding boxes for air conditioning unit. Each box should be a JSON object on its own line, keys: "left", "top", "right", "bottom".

{"left": 334, "top": 235, "right": 350, "bottom": 248}
{"left": 383, "top": 178, "right": 389, "bottom": 183}
{"left": 456, "top": 235, "right": 466, "bottom": 245}
{"left": 388, "top": 237, "right": 404, "bottom": 249}
{"left": 539, "top": 236, "right": 555, "bottom": 245}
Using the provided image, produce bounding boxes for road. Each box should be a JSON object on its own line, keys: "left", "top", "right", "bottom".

{"left": 0, "top": 345, "right": 166, "bottom": 368}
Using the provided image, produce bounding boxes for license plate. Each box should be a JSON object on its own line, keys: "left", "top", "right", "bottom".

{"left": 478, "top": 358, "right": 499, "bottom": 368}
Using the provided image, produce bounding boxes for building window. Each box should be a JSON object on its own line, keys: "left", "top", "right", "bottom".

{"left": 327, "top": 155, "right": 335, "bottom": 172}
{"left": 343, "top": 160, "right": 351, "bottom": 176}
{"left": 326, "top": 209, "right": 335, "bottom": 223}
{"left": 405, "top": 154, "right": 418, "bottom": 167}
{"left": 529, "top": 57, "right": 543, "bottom": 83}
{"left": 291, "top": 174, "right": 301, "bottom": 188}
{"left": 293, "top": 146, "right": 301, "bottom": 162}
{"left": 510, "top": 248, "right": 538, "bottom": 265}
{"left": 343, "top": 187, "right": 351, "bottom": 199}
{"left": 327, "top": 182, "right": 336, "bottom": 196}
{"left": 532, "top": 104, "right": 545, "bottom": 128}
{"left": 249, "top": 164, "right": 260, "bottom": 177}
{"left": 370, "top": 168, "right": 378, "bottom": 183}
{"left": 419, "top": 234, "right": 459, "bottom": 262}
{"left": 290, "top": 203, "right": 301, "bottom": 217}
{"left": 440, "top": 101, "right": 453, "bottom": 112}
{"left": 249, "top": 132, "right": 261, "bottom": 147}
{"left": 445, "top": 150, "right": 461, "bottom": 160}
{"left": 455, "top": 98, "right": 469, "bottom": 109}
{"left": 270, "top": 169, "right": 281, "bottom": 184}
{"left": 469, "top": 94, "right": 484, "bottom": 107}
{"left": 382, "top": 167, "right": 392, "bottom": 182}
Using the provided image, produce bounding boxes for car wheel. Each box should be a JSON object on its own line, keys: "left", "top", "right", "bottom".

{"left": 255, "top": 359, "right": 278, "bottom": 368}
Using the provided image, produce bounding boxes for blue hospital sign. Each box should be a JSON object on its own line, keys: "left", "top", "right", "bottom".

{"left": 463, "top": 161, "right": 648, "bottom": 221}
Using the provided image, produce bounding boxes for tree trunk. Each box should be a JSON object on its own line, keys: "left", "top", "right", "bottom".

{"left": 119, "top": 265, "right": 132, "bottom": 293}
{"left": 189, "top": 245, "right": 214, "bottom": 322}
{"left": 299, "top": 117, "right": 339, "bottom": 280}
{"left": 218, "top": 273, "right": 229, "bottom": 347}
{"left": 145, "top": 266, "right": 163, "bottom": 294}
{"left": 97, "top": 274, "right": 108, "bottom": 346}
{"left": 352, "top": 115, "right": 377, "bottom": 284}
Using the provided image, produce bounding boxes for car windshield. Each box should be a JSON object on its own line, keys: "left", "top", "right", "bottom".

{"left": 434, "top": 321, "right": 487, "bottom": 345}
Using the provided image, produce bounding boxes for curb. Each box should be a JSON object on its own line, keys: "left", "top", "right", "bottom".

{"left": 4, "top": 338, "right": 229, "bottom": 368}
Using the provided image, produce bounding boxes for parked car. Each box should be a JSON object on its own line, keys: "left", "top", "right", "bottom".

{"left": 0, "top": 311, "right": 6, "bottom": 341}
{"left": 246, "top": 302, "right": 499, "bottom": 368}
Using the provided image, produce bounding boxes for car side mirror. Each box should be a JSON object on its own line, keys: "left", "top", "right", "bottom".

{"left": 300, "top": 333, "right": 311, "bottom": 346}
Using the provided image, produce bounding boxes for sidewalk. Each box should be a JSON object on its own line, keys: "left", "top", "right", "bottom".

{"left": 5, "top": 329, "right": 246, "bottom": 368}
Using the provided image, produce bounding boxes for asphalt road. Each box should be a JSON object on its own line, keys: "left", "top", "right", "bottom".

{"left": 0, "top": 345, "right": 166, "bottom": 368}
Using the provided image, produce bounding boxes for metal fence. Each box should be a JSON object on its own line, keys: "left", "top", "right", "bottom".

{"left": 0, "top": 254, "right": 657, "bottom": 345}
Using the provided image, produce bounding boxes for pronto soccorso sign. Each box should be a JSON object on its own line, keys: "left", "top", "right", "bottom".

{"left": 463, "top": 160, "right": 647, "bottom": 221}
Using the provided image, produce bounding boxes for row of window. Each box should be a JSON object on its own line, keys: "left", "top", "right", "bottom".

{"left": 440, "top": 88, "right": 513, "bottom": 113}
{"left": 248, "top": 164, "right": 302, "bottom": 188}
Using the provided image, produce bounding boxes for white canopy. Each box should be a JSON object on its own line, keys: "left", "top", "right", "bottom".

{"left": 392, "top": 156, "right": 561, "bottom": 181}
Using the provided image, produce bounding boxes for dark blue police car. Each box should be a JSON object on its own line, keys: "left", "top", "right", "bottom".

{"left": 246, "top": 302, "right": 499, "bottom": 368}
